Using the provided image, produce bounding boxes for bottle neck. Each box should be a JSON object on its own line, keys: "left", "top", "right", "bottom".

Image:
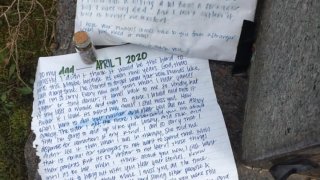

{"left": 75, "top": 42, "right": 93, "bottom": 51}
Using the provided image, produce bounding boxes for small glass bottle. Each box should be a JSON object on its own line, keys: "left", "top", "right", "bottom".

{"left": 73, "top": 31, "right": 97, "bottom": 64}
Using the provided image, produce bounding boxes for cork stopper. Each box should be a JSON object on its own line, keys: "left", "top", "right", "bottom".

{"left": 73, "top": 31, "right": 91, "bottom": 49}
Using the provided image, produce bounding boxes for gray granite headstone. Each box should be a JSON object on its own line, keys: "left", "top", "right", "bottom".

{"left": 242, "top": 0, "right": 320, "bottom": 177}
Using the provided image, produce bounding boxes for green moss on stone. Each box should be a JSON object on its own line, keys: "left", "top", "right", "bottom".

{"left": 0, "top": 0, "right": 56, "bottom": 178}
{"left": 0, "top": 108, "right": 31, "bottom": 179}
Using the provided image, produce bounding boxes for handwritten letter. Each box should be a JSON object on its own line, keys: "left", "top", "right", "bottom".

{"left": 75, "top": 0, "right": 257, "bottom": 61}
{"left": 32, "top": 45, "right": 238, "bottom": 179}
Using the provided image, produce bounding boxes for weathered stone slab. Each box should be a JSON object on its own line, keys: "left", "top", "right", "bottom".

{"left": 242, "top": 0, "right": 320, "bottom": 177}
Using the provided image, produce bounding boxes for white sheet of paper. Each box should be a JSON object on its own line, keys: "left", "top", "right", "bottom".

{"left": 75, "top": 0, "right": 257, "bottom": 61}
{"left": 32, "top": 44, "right": 238, "bottom": 179}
